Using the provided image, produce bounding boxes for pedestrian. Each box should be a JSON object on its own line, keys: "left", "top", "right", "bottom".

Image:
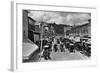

{"left": 54, "top": 44, "right": 58, "bottom": 52}
{"left": 57, "top": 39, "right": 60, "bottom": 44}
{"left": 43, "top": 49, "right": 49, "bottom": 60}
{"left": 60, "top": 43, "right": 65, "bottom": 52}
{"left": 43, "top": 43, "right": 52, "bottom": 60}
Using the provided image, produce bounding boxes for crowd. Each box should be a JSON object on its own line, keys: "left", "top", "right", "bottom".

{"left": 35, "top": 36, "right": 91, "bottom": 60}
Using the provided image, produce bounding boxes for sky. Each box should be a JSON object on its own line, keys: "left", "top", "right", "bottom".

{"left": 28, "top": 10, "right": 91, "bottom": 26}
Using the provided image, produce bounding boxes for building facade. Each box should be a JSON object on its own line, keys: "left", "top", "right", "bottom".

{"left": 67, "top": 19, "right": 91, "bottom": 37}
{"left": 28, "top": 17, "right": 41, "bottom": 42}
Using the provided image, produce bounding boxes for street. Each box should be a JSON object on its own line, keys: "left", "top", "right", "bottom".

{"left": 40, "top": 44, "right": 89, "bottom": 62}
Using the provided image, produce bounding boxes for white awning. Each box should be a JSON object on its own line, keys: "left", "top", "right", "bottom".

{"left": 23, "top": 43, "right": 38, "bottom": 59}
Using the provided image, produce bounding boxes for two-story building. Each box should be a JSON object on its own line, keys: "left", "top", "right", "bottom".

{"left": 67, "top": 19, "right": 91, "bottom": 37}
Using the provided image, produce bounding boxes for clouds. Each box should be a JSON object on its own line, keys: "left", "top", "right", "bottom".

{"left": 65, "top": 13, "right": 90, "bottom": 25}
{"left": 28, "top": 10, "right": 91, "bottom": 26}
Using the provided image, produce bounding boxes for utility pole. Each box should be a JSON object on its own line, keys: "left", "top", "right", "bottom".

{"left": 64, "top": 27, "right": 66, "bottom": 38}
{"left": 39, "top": 22, "right": 44, "bottom": 61}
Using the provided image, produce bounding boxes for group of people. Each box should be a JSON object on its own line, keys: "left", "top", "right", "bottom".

{"left": 35, "top": 36, "right": 91, "bottom": 60}
{"left": 35, "top": 36, "right": 70, "bottom": 60}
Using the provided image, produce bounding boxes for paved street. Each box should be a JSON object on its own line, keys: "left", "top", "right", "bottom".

{"left": 40, "top": 48, "right": 89, "bottom": 62}
{"left": 51, "top": 49, "right": 89, "bottom": 61}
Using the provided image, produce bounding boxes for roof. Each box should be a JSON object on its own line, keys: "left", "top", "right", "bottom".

{"left": 71, "top": 23, "right": 90, "bottom": 29}
{"left": 28, "top": 17, "right": 36, "bottom": 22}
